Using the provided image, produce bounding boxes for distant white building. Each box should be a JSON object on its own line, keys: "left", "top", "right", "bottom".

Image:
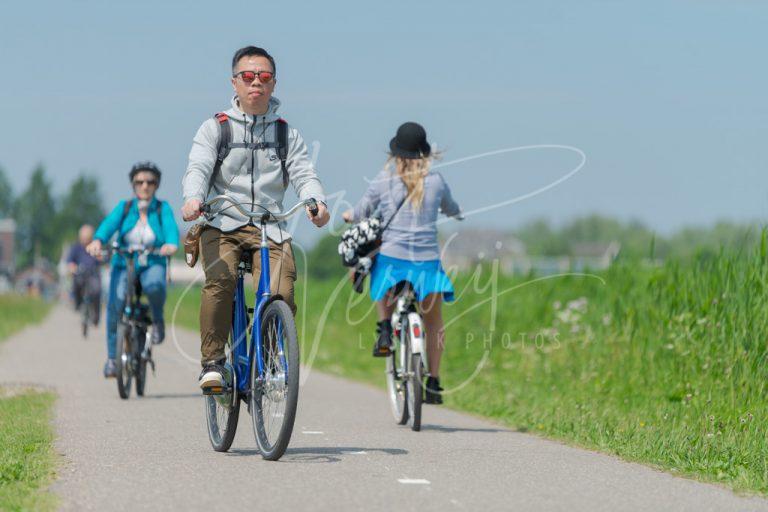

{"left": 440, "top": 229, "right": 527, "bottom": 274}
{"left": 440, "top": 228, "right": 620, "bottom": 275}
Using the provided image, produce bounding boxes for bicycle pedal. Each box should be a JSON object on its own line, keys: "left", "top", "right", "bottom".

{"left": 202, "top": 386, "right": 229, "bottom": 396}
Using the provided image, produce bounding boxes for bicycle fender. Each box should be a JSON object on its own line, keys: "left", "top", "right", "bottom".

{"left": 407, "top": 312, "right": 425, "bottom": 355}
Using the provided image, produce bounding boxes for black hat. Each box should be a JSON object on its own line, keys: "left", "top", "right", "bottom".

{"left": 389, "top": 122, "right": 431, "bottom": 159}
{"left": 129, "top": 161, "right": 162, "bottom": 185}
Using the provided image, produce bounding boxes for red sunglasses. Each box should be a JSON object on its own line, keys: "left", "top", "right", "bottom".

{"left": 234, "top": 70, "right": 275, "bottom": 84}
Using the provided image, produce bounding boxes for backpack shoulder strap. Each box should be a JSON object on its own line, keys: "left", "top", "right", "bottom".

{"left": 209, "top": 112, "right": 232, "bottom": 195}
{"left": 276, "top": 118, "right": 289, "bottom": 188}
{"left": 117, "top": 199, "right": 133, "bottom": 241}
{"left": 155, "top": 200, "right": 164, "bottom": 231}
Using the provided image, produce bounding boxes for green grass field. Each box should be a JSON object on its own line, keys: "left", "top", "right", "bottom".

{"left": 166, "top": 241, "right": 768, "bottom": 494}
{"left": 0, "top": 295, "right": 53, "bottom": 343}
{"left": 0, "top": 391, "right": 57, "bottom": 511}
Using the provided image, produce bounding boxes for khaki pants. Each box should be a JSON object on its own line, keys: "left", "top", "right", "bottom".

{"left": 199, "top": 225, "right": 297, "bottom": 365}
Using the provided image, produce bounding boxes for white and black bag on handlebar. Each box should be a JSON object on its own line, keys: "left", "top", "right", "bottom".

{"left": 338, "top": 195, "right": 407, "bottom": 293}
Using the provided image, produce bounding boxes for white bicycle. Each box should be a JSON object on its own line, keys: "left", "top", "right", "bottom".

{"left": 385, "top": 280, "right": 428, "bottom": 431}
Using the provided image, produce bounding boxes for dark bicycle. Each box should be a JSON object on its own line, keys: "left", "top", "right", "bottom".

{"left": 73, "top": 265, "right": 101, "bottom": 338}
{"left": 108, "top": 243, "right": 168, "bottom": 399}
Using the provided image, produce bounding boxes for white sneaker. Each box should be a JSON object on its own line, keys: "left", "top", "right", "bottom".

{"left": 198, "top": 365, "right": 224, "bottom": 392}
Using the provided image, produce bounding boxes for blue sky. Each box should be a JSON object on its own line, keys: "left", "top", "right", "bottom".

{"left": 1, "top": 0, "right": 766, "bottom": 242}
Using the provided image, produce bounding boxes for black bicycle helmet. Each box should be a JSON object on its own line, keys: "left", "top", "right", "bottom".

{"left": 129, "top": 161, "right": 162, "bottom": 185}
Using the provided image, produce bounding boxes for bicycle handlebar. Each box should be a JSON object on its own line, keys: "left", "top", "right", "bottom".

{"left": 100, "top": 243, "right": 166, "bottom": 260}
{"left": 201, "top": 195, "right": 319, "bottom": 223}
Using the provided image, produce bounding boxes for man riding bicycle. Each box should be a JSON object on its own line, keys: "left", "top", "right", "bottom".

{"left": 88, "top": 161, "right": 179, "bottom": 378}
{"left": 181, "top": 46, "right": 330, "bottom": 392}
{"left": 67, "top": 224, "right": 102, "bottom": 324}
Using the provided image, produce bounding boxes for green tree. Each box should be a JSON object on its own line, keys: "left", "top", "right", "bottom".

{"left": 14, "top": 165, "right": 58, "bottom": 269}
{"left": 56, "top": 174, "right": 105, "bottom": 243}
{"left": 0, "top": 166, "right": 13, "bottom": 218}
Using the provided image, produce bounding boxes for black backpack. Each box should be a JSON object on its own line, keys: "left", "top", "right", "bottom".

{"left": 211, "top": 112, "right": 290, "bottom": 190}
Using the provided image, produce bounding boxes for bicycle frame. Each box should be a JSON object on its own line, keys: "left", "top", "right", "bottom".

{"left": 230, "top": 218, "right": 288, "bottom": 395}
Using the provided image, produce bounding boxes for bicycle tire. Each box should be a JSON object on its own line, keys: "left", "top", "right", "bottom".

{"left": 251, "top": 300, "right": 299, "bottom": 461}
{"left": 386, "top": 318, "right": 409, "bottom": 425}
{"left": 407, "top": 353, "right": 423, "bottom": 431}
{"left": 116, "top": 322, "right": 132, "bottom": 400}
{"left": 205, "top": 332, "right": 240, "bottom": 452}
{"left": 81, "top": 301, "right": 89, "bottom": 338}
{"left": 135, "top": 329, "right": 147, "bottom": 397}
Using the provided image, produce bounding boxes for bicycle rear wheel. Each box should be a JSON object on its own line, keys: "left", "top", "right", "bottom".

{"left": 250, "top": 300, "right": 299, "bottom": 461}
{"left": 115, "top": 323, "right": 132, "bottom": 400}
{"left": 205, "top": 333, "right": 240, "bottom": 452}
{"left": 407, "top": 353, "right": 423, "bottom": 431}
{"left": 386, "top": 319, "right": 409, "bottom": 425}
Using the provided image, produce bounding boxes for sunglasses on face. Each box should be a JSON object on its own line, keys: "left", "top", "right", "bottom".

{"left": 133, "top": 179, "right": 157, "bottom": 187}
{"left": 234, "top": 70, "right": 275, "bottom": 84}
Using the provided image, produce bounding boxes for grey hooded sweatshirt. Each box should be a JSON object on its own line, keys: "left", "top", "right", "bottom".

{"left": 182, "top": 96, "right": 326, "bottom": 242}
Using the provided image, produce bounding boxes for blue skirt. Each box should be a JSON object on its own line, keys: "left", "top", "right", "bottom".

{"left": 369, "top": 254, "right": 455, "bottom": 303}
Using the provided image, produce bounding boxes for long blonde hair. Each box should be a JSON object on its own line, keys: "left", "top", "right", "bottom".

{"left": 386, "top": 151, "right": 441, "bottom": 213}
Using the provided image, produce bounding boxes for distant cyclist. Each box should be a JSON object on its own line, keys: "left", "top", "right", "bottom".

{"left": 342, "top": 122, "right": 461, "bottom": 404}
{"left": 181, "top": 45, "right": 329, "bottom": 392}
{"left": 67, "top": 224, "right": 102, "bottom": 324}
{"left": 87, "top": 162, "right": 179, "bottom": 378}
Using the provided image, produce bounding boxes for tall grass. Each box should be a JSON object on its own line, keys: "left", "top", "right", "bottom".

{"left": 166, "top": 239, "right": 768, "bottom": 493}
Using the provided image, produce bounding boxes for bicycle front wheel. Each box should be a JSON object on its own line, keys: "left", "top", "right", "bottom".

{"left": 135, "top": 328, "right": 147, "bottom": 397}
{"left": 205, "top": 333, "right": 240, "bottom": 452}
{"left": 115, "top": 323, "right": 132, "bottom": 400}
{"left": 250, "top": 300, "right": 299, "bottom": 461}
{"left": 81, "top": 302, "right": 89, "bottom": 338}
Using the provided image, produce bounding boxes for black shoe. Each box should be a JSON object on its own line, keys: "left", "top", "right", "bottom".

{"left": 372, "top": 320, "right": 393, "bottom": 357}
{"left": 103, "top": 359, "right": 117, "bottom": 379}
{"left": 424, "top": 376, "right": 443, "bottom": 404}
{"left": 151, "top": 321, "right": 165, "bottom": 345}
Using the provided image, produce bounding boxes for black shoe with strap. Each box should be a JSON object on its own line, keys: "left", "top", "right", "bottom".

{"left": 424, "top": 376, "right": 443, "bottom": 404}
{"left": 372, "top": 320, "right": 393, "bottom": 357}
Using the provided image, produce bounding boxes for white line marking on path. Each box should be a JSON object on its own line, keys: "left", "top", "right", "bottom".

{"left": 301, "top": 431, "right": 324, "bottom": 435}
{"left": 348, "top": 451, "right": 367, "bottom": 455}
{"left": 398, "top": 478, "right": 431, "bottom": 485}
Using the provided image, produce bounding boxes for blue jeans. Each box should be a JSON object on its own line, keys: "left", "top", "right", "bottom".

{"left": 106, "top": 264, "right": 166, "bottom": 359}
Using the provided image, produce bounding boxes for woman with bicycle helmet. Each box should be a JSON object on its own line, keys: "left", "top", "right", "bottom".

{"left": 342, "top": 122, "right": 462, "bottom": 404}
{"left": 87, "top": 161, "right": 180, "bottom": 378}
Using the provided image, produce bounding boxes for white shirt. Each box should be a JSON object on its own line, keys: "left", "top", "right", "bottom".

{"left": 124, "top": 204, "right": 156, "bottom": 249}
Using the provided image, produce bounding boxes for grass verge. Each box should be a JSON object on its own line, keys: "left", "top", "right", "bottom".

{"left": 166, "top": 243, "right": 768, "bottom": 494}
{"left": 0, "top": 296, "right": 53, "bottom": 343}
{"left": 0, "top": 390, "right": 57, "bottom": 511}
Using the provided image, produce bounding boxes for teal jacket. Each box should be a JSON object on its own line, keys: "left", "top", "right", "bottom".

{"left": 94, "top": 197, "right": 180, "bottom": 269}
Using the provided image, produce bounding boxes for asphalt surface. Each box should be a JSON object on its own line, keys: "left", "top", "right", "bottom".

{"left": 2, "top": 304, "right": 767, "bottom": 512}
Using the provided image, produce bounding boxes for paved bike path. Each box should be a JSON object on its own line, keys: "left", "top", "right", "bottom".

{"left": 2, "top": 304, "right": 767, "bottom": 511}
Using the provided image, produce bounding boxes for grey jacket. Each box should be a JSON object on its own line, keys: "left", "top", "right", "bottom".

{"left": 352, "top": 168, "right": 461, "bottom": 261}
{"left": 182, "top": 96, "right": 326, "bottom": 242}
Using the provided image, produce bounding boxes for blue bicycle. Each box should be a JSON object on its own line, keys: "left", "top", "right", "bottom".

{"left": 200, "top": 195, "right": 318, "bottom": 460}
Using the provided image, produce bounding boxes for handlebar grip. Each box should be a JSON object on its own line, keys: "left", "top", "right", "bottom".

{"left": 307, "top": 198, "right": 319, "bottom": 217}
